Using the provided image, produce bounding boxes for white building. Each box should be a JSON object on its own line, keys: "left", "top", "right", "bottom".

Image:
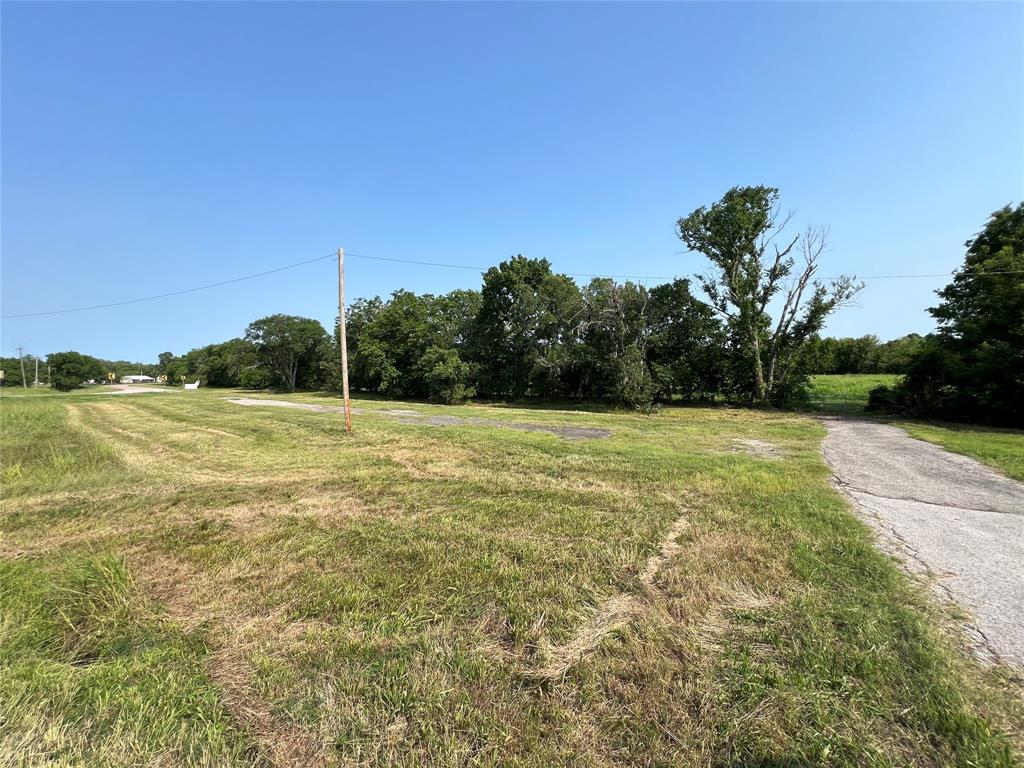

{"left": 121, "top": 374, "right": 156, "bottom": 384}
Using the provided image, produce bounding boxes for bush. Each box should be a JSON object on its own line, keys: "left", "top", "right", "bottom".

{"left": 419, "top": 347, "right": 475, "bottom": 404}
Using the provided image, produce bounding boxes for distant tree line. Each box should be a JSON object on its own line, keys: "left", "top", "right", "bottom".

{"left": 1, "top": 352, "right": 162, "bottom": 390}
{"left": 144, "top": 186, "right": 863, "bottom": 409}
{"left": 802, "top": 334, "right": 927, "bottom": 375}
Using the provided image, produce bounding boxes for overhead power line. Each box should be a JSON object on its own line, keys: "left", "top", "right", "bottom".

{"left": 346, "top": 252, "right": 684, "bottom": 280}
{"left": 3, "top": 249, "right": 1022, "bottom": 320}
{"left": 346, "top": 252, "right": 1024, "bottom": 282}
{"left": 1, "top": 253, "right": 337, "bottom": 319}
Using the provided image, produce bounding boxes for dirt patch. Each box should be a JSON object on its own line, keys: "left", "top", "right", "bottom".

{"left": 103, "top": 384, "right": 177, "bottom": 395}
{"left": 728, "top": 438, "right": 784, "bottom": 459}
{"left": 226, "top": 398, "right": 612, "bottom": 441}
{"left": 532, "top": 513, "right": 690, "bottom": 680}
{"left": 227, "top": 397, "right": 345, "bottom": 414}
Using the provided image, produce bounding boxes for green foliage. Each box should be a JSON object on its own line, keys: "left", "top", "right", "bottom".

{"left": 0, "top": 356, "right": 35, "bottom": 387}
{"left": 803, "top": 334, "right": 927, "bottom": 375}
{"left": 418, "top": 346, "right": 475, "bottom": 404}
{"left": 339, "top": 266, "right": 728, "bottom": 407}
{"left": 677, "top": 186, "right": 860, "bottom": 404}
{"left": 47, "top": 351, "right": 105, "bottom": 391}
{"left": 878, "top": 204, "right": 1024, "bottom": 426}
{"left": 179, "top": 338, "right": 263, "bottom": 388}
{"left": 646, "top": 279, "right": 728, "bottom": 401}
{"left": 245, "top": 314, "right": 330, "bottom": 392}
{"left": 471, "top": 256, "right": 582, "bottom": 398}
{"left": 345, "top": 289, "right": 479, "bottom": 400}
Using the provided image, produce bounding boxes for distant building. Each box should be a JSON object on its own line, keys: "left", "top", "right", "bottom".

{"left": 121, "top": 374, "right": 156, "bottom": 384}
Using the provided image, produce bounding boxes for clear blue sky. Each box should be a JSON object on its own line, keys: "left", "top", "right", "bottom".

{"left": 2, "top": 1, "right": 1021, "bottom": 362}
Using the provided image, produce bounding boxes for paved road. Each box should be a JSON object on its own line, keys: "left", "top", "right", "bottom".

{"left": 821, "top": 418, "right": 1024, "bottom": 667}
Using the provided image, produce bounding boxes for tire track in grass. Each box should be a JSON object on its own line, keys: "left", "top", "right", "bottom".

{"left": 532, "top": 511, "right": 691, "bottom": 681}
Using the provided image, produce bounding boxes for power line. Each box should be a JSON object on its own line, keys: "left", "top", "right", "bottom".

{"left": 347, "top": 252, "right": 1024, "bottom": 282}
{"left": 1, "top": 253, "right": 337, "bottom": 319}
{"left": 346, "top": 252, "right": 679, "bottom": 280}
{"left": 4, "top": 248, "right": 1022, "bottom": 320}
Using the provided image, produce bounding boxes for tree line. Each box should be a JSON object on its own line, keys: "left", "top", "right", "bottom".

{"left": 99, "top": 187, "right": 863, "bottom": 409}
{"left": 0, "top": 353, "right": 163, "bottom": 390}
{"left": 32, "top": 189, "right": 1022, "bottom": 425}
{"left": 802, "top": 334, "right": 927, "bottom": 375}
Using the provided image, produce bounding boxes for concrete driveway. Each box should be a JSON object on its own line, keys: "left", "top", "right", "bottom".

{"left": 821, "top": 418, "right": 1024, "bottom": 667}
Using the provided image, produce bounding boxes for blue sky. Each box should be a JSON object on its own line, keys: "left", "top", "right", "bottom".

{"left": 2, "top": 1, "right": 1021, "bottom": 362}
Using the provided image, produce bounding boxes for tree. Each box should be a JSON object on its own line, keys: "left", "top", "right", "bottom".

{"left": 646, "top": 278, "right": 728, "bottom": 401}
{"left": 343, "top": 289, "right": 479, "bottom": 399}
{"left": 574, "top": 279, "right": 655, "bottom": 408}
{"left": 470, "top": 256, "right": 582, "bottom": 398}
{"left": 677, "top": 186, "right": 861, "bottom": 404}
{"left": 878, "top": 204, "right": 1024, "bottom": 425}
{"left": 47, "top": 351, "right": 104, "bottom": 391}
{"left": 180, "top": 338, "right": 263, "bottom": 387}
{"left": 245, "top": 315, "right": 330, "bottom": 392}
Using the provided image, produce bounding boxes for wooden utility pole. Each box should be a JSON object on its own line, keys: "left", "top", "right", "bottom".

{"left": 337, "top": 248, "right": 352, "bottom": 433}
{"left": 16, "top": 347, "right": 26, "bottom": 389}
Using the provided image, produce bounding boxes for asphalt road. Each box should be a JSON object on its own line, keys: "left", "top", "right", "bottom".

{"left": 822, "top": 418, "right": 1024, "bottom": 667}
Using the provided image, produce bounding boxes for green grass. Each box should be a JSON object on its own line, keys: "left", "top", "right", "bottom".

{"left": 808, "top": 373, "right": 901, "bottom": 413}
{"left": 1, "top": 389, "right": 1020, "bottom": 766}
{"left": 899, "top": 422, "right": 1024, "bottom": 482}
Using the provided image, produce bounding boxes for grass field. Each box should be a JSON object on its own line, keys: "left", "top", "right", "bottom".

{"left": 807, "top": 374, "right": 900, "bottom": 413}
{"left": 2, "top": 388, "right": 1021, "bottom": 766}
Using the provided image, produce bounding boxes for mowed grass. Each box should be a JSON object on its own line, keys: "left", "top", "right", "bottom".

{"left": 807, "top": 373, "right": 900, "bottom": 413}
{"left": 1, "top": 389, "right": 1021, "bottom": 766}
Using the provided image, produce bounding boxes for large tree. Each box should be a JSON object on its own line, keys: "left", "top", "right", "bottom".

{"left": 887, "top": 204, "right": 1024, "bottom": 425}
{"left": 677, "top": 186, "right": 860, "bottom": 404}
{"left": 47, "top": 351, "right": 104, "bottom": 391}
{"left": 245, "top": 314, "right": 330, "bottom": 392}
{"left": 575, "top": 278, "right": 655, "bottom": 407}
{"left": 470, "top": 256, "right": 581, "bottom": 398}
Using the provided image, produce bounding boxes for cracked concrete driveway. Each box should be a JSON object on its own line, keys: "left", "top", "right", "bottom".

{"left": 822, "top": 418, "right": 1024, "bottom": 667}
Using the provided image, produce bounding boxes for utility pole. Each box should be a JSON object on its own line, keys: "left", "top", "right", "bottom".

{"left": 16, "top": 347, "right": 27, "bottom": 389}
{"left": 337, "top": 248, "right": 352, "bottom": 433}
{"left": 33, "top": 358, "right": 40, "bottom": 386}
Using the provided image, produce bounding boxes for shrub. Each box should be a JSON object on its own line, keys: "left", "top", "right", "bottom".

{"left": 419, "top": 347, "right": 475, "bottom": 404}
